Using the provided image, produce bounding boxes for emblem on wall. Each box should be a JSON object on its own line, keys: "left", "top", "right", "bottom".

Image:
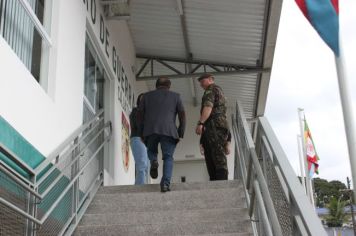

{"left": 121, "top": 112, "right": 130, "bottom": 172}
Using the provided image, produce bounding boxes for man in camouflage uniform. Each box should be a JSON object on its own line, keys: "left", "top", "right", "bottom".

{"left": 196, "top": 73, "right": 230, "bottom": 180}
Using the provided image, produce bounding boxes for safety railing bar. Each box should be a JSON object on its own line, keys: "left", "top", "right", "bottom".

{"left": 35, "top": 110, "right": 104, "bottom": 175}
{"left": 250, "top": 150, "right": 283, "bottom": 236}
{"left": 36, "top": 117, "right": 104, "bottom": 187}
{"left": 261, "top": 135, "right": 273, "bottom": 162}
{"left": 232, "top": 122, "right": 250, "bottom": 207}
{"left": 60, "top": 210, "right": 76, "bottom": 236}
{"left": 258, "top": 117, "right": 327, "bottom": 235}
{"left": 55, "top": 116, "right": 104, "bottom": 164}
{"left": 77, "top": 172, "right": 103, "bottom": 211}
{"left": 232, "top": 123, "right": 246, "bottom": 177}
{"left": 62, "top": 177, "right": 103, "bottom": 236}
{"left": 39, "top": 122, "right": 109, "bottom": 198}
{"left": 235, "top": 102, "right": 283, "bottom": 236}
{"left": 236, "top": 101, "right": 255, "bottom": 148}
{"left": 294, "top": 214, "right": 309, "bottom": 236}
{"left": 17, "top": 0, "right": 52, "bottom": 46}
{"left": 0, "top": 164, "right": 41, "bottom": 199}
{"left": 236, "top": 123, "right": 256, "bottom": 192}
{"left": 246, "top": 156, "right": 253, "bottom": 191}
{"left": 232, "top": 122, "right": 250, "bottom": 187}
{"left": 59, "top": 172, "right": 103, "bottom": 236}
{"left": 253, "top": 180, "right": 274, "bottom": 236}
{"left": 39, "top": 133, "right": 109, "bottom": 224}
{"left": 260, "top": 135, "right": 272, "bottom": 181}
{"left": 0, "top": 197, "right": 41, "bottom": 225}
{"left": 0, "top": 142, "right": 36, "bottom": 176}
{"left": 34, "top": 110, "right": 104, "bottom": 175}
{"left": 248, "top": 185, "right": 256, "bottom": 217}
{"left": 236, "top": 102, "right": 282, "bottom": 235}
{"left": 233, "top": 119, "right": 249, "bottom": 180}
{"left": 0, "top": 160, "right": 34, "bottom": 188}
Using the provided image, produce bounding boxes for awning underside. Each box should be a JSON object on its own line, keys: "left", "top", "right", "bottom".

{"left": 125, "top": 0, "right": 282, "bottom": 119}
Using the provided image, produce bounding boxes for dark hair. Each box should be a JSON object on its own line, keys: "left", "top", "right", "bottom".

{"left": 155, "top": 77, "right": 171, "bottom": 89}
{"left": 136, "top": 93, "right": 144, "bottom": 107}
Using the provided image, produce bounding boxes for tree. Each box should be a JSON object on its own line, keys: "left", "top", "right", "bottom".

{"left": 313, "top": 178, "right": 348, "bottom": 207}
{"left": 325, "top": 197, "right": 347, "bottom": 227}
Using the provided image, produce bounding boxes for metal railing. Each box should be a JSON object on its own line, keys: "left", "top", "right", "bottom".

{"left": 0, "top": 110, "right": 112, "bottom": 236}
{"left": 232, "top": 101, "right": 326, "bottom": 236}
{"left": 0, "top": 0, "right": 52, "bottom": 83}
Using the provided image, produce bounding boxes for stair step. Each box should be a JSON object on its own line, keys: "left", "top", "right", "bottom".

{"left": 79, "top": 208, "right": 249, "bottom": 226}
{"left": 186, "top": 234, "right": 252, "bottom": 236}
{"left": 87, "top": 188, "right": 246, "bottom": 214}
{"left": 74, "top": 220, "right": 252, "bottom": 236}
{"left": 97, "top": 180, "right": 242, "bottom": 194}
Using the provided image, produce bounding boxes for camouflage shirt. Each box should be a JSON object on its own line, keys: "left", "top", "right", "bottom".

{"left": 201, "top": 84, "right": 229, "bottom": 129}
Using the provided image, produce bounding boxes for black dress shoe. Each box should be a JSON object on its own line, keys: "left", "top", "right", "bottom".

{"left": 150, "top": 160, "right": 159, "bottom": 179}
{"left": 161, "top": 185, "right": 170, "bottom": 193}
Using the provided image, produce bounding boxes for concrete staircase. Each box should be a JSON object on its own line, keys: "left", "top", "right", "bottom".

{"left": 74, "top": 180, "right": 252, "bottom": 236}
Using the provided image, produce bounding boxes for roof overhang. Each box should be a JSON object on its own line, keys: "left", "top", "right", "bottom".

{"left": 106, "top": 0, "right": 283, "bottom": 118}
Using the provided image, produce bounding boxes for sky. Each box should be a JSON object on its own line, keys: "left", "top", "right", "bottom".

{"left": 265, "top": 0, "right": 356, "bottom": 186}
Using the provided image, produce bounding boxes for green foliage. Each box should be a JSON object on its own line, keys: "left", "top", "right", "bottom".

{"left": 325, "top": 197, "right": 347, "bottom": 227}
{"left": 313, "top": 178, "right": 348, "bottom": 207}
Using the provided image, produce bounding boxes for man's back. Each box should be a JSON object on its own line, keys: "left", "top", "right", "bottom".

{"left": 140, "top": 88, "right": 185, "bottom": 139}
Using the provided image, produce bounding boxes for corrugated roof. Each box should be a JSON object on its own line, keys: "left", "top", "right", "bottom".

{"left": 128, "top": 0, "right": 282, "bottom": 118}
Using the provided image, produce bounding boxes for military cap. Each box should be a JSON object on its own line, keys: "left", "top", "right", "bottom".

{"left": 197, "top": 73, "right": 213, "bottom": 81}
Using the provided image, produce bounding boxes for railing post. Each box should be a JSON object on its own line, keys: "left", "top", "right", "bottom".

{"left": 71, "top": 137, "right": 80, "bottom": 224}
{"left": 26, "top": 176, "right": 37, "bottom": 236}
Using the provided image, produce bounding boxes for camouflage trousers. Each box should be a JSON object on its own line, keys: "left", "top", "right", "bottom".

{"left": 201, "top": 123, "right": 228, "bottom": 180}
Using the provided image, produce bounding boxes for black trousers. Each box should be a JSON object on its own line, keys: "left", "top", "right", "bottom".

{"left": 201, "top": 127, "right": 228, "bottom": 181}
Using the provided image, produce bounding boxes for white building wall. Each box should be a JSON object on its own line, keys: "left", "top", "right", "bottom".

{"left": 0, "top": 0, "right": 236, "bottom": 186}
{"left": 0, "top": 0, "right": 146, "bottom": 186}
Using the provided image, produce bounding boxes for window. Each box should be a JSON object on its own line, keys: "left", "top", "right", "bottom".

{"left": 83, "top": 35, "right": 105, "bottom": 123}
{"left": 0, "top": 0, "right": 51, "bottom": 85}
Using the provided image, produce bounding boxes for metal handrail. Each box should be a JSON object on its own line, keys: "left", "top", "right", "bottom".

{"left": 0, "top": 164, "right": 40, "bottom": 199}
{"left": 35, "top": 116, "right": 105, "bottom": 188}
{"left": 0, "top": 120, "right": 111, "bottom": 227}
{"left": 232, "top": 100, "right": 327, "bottom": 236}
{"left": 0, "top": 160, "right": 35, "bottom": 188}
{"left": 0, "top": 110, "right": 112, "bottom": 235}
{"left": 0, "top": 198, "right": 41, "bottom": 225}
{"left": 34, "top": 109, "right": 104, "bottom": 176}
{"left": 0, "top": 126, "right": 110, "bottom": 226}
{"left": 39, "top": 126, "right": 111, "bottom": 224}
{"left": 39, "top": 122, "right": 109, "bottom": 199}
{"left": 233, "top": 101, "right": 283, "bottom": 236}
{"left": 0, "top": 114, "right": 107, "bottom": 203}
{"left": 258, "top": 117, "right": 327, "bottom": 235}
{"left": 59, "top": 170, "right": 103, "bottom": 236}
{"left": 0, "top": 143, "right": 36, "bottom": 177}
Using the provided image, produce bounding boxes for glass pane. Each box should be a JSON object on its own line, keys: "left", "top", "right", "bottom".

{"left": 0, "top": 0, "right": 46, "bottom": 82}
{"left": 95, "top": 65, "right": 104, "bottom": 112}
{"left": 84, "top": 38, "right": 96, "bottom": 109}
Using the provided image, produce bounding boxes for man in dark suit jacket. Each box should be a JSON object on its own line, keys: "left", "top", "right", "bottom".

{"left": 138, "top": 77, "right": 186, "bottom": 192}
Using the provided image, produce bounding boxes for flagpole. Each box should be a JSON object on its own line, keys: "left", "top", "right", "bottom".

{"left": 297, "top": 134, "right": 306, "bottom": 193}
{"left": 298, "top": 108, "right": 314, "bottom": 205}
{"left": 297, "top": 134, "right": 306, "bottom": 192}
{"left": 335, "top": 55, "right": 356, "bottom": 197}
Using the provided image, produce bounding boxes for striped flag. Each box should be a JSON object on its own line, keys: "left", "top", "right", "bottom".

{"left": 295, "top": 0, "right": 340, "bottom": 56}
{"left": 304, "top": 118, "right": 319, "bottom": 177}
